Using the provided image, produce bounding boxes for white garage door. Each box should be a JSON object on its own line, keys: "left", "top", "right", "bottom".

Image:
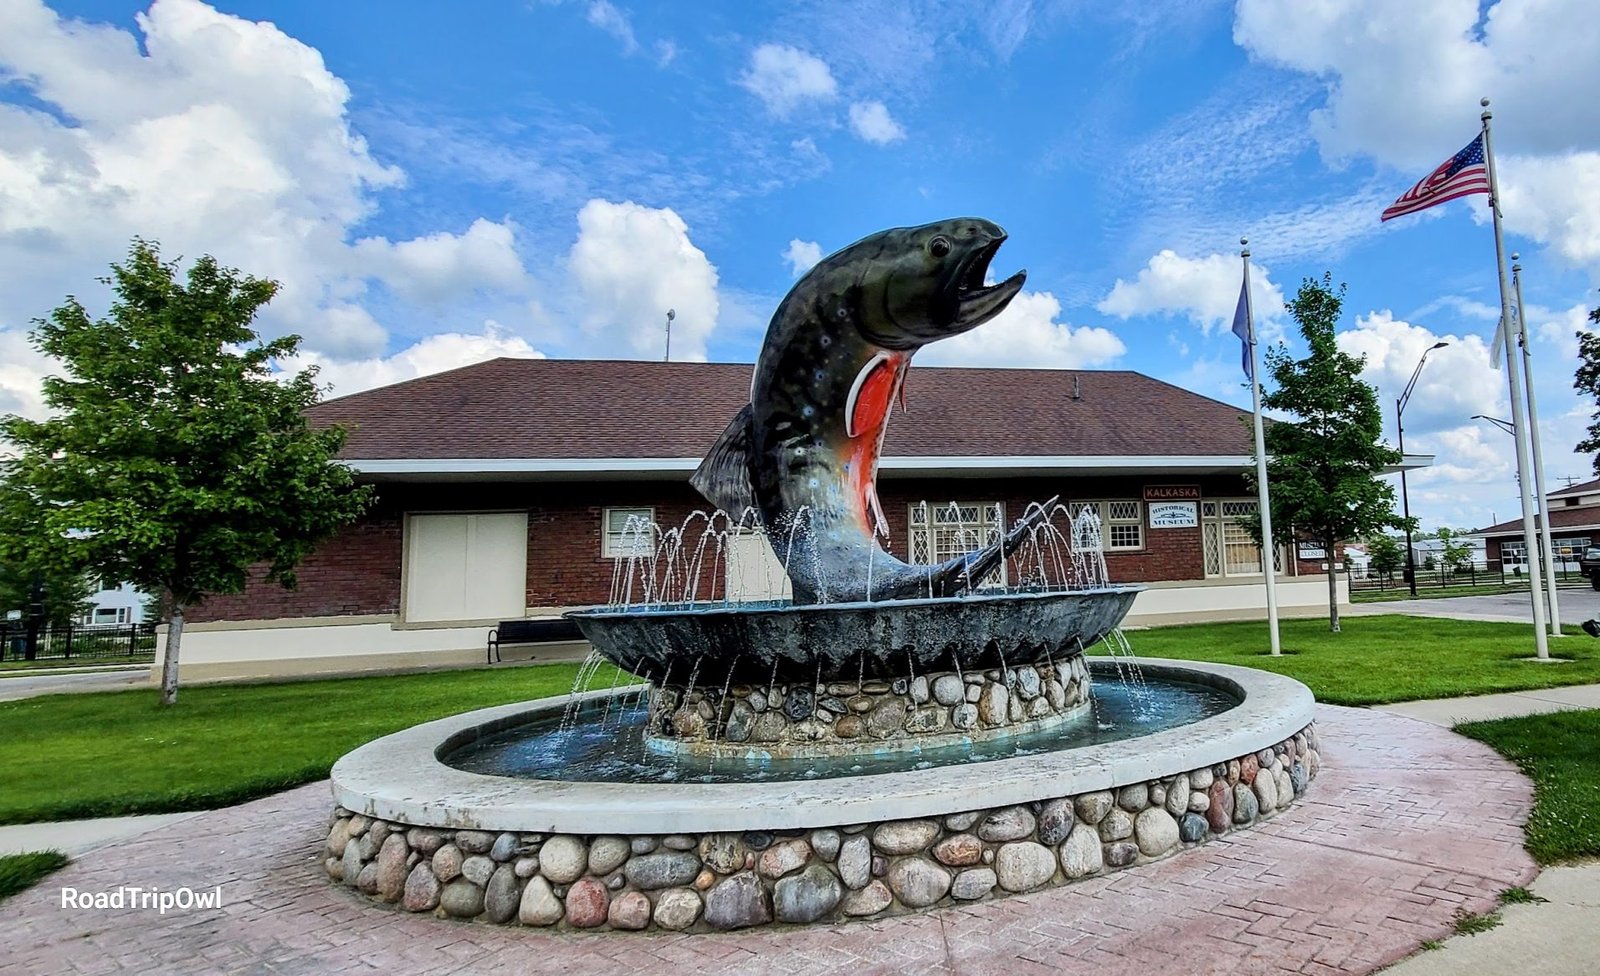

{"left": 724, "top": 532, "right": 793, "bottom": 602}
{"left": 404, "top": 512, "right": 528, "bottom": 622}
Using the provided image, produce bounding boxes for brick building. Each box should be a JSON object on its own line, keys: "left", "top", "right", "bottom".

{"left": 177, "top": 359, "right": 1418, "bottom": 678}
{"left": 1473, "top": 476, "right": 1600, "bottom": 573}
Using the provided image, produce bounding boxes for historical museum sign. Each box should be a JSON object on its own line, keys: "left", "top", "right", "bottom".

{"left": 1148, "top": 501, "right": 1199, "bottom": 528}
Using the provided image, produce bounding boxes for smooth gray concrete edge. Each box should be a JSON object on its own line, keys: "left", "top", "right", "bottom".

{"left": 329, "top": 657, "right": 1316, "bottom": 834}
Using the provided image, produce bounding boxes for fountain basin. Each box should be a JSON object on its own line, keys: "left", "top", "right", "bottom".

{"left": 563, "top": 585, "right": 1144, "bottom": 685}
{"left": 325, "top": 659, "right": 1318, "bottom": 931}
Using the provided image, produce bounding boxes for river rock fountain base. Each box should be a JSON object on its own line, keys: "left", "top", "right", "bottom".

{"left": 325, "top": 718, "right": 1319, "bottom": 931}
{"left": 647, "top": 656, "right": 1093, "bottom": 757}
{"left": 326, "top": 658, "right": 1321, "bottom": 933}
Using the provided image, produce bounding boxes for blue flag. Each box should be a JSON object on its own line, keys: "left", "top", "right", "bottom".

{"left": 1231, "top": 277, "right": 1253, "bottom": 381}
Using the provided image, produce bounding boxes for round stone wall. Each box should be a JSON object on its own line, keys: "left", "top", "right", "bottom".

{"left": 645, "top": 655, "right": 1092, "bottom": 757}
{"left": 323, "top": 722, "right": 1319, "bottom": 931}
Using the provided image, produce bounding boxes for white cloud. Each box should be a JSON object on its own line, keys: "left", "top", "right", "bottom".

{"left": 1496, "top": 153, "right": 1600, "bottom": 264}
{"left": 568, "top": 199, "right": 719, "bottom": 361}
{"left": 782, "top": 239, "right": 823, "bottom": 276}
{"left": 278, "top": 324, "right": 544, "bottom": 400}
{"left": 0, "top": 0, "right": 551, "bottom": 413}
{"left": 352, "top": 218, "right": 527, "bottom": 306}
{"left": 0, "top": 328, "right": 51, "bottom": 420}
{"left": 1097, "top": 250, "right": 1285, "bottom": 335}
{"left": 847, "top": 100, "right": 905, "bottom": 145}
{"left": 1531, "top": 302, "right": 1595, "bottom": 361}
{"left": 1233, "top": 0, "right": 1600, "bottom": 265}
{"left": 918, "top": 291, "right": 1126, "bottom": 369}
{"left": 585, "top": 0, "right": 638, "bottom": 55}
{"left": 1335, "top": 309, "right": 1508, "bottom": 438}
{"left": 739, "top": 43, "right": 838, "bottom": 117}
{"left": 0, "top": 0, "right": 414, "bottom": 358}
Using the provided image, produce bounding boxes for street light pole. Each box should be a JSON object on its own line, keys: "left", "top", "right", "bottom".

{"left": 1397, "top": 342, "right": 1449, "bottom": 597}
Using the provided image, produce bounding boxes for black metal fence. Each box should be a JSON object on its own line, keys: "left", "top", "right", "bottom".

{"left": 0, "top": 622, "right": 157, "bottom": 663}
{"left": 1350, "top": 559, "right": 1591, "bottom": 594}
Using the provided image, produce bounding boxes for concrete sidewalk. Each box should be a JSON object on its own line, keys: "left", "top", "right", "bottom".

{"left": 1380, "top": 683, "right": 1600, "bottom": 975}
{"left": 1383, "top": 861, "right": 1600, "bottom": 975}
{"left": 1375, "top": 683, "right": 1600, "bottom": 726}
{"left": 0, "top": 811, "right": 201, "bottom": 857}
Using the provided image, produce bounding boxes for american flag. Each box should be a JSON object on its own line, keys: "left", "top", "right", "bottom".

{"left": 1381, "top": 134, "right": 1490, "bottom": 221}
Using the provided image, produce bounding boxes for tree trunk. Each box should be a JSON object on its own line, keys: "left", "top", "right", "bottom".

{"left": 160, "top": 604, "right": 185, "bottom": 706}
{"left": 1326, "top": 555, "right": 1341, "bottom": 633}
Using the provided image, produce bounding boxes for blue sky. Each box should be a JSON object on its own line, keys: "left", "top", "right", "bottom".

{"left": 2, "top": 0, "right": 1599, "bottom": 531}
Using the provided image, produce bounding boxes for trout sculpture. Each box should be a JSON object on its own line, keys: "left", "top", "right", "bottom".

{"left": 692, "top": 217, "right": 1057, "bottom": 605}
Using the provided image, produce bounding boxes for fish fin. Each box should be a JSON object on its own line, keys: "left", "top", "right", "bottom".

{"left": 932, "top": 496, "right": 1061, "bottom": 597}
{"left": 690, "top": 404, "right": 758, "bottom": 518}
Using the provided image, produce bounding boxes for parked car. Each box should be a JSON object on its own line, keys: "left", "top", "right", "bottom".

{"left": 1581, "top": 546, "right": 1600, "bottom": 589}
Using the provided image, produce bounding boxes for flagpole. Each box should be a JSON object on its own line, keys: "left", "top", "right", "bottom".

{"left": 1242, "top": 238, "right": 1282, "bottom": 656}
{"left": 1482, "top": 97, "right": 1551, "bottom": 659}
{"left": 1512, "top": 254, "right": 1562, "bottom": 636}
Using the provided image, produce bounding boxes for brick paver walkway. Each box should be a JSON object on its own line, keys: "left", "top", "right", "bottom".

{"left": 1, "top": 704, "right": 1535, "bottom": 976}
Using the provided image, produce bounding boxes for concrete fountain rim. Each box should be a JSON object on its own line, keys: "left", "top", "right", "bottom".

{"left": 329, "top": 656, "right": 1315, "bottom": 834}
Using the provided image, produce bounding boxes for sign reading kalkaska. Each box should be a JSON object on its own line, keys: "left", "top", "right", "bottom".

{"left": 1142, "top": 485, "right": 1201, "bottom": 501}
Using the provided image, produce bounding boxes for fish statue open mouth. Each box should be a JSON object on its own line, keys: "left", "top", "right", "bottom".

{"left": 690, "top": 217, "right": 1055, "bottom": 605}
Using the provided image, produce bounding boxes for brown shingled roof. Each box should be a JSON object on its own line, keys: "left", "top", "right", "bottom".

{"left": 307, "top": 358, "right": 1256, "bottom": 461}
{"left": 1472, "top": 505, "right": 1600, "bottom": 538}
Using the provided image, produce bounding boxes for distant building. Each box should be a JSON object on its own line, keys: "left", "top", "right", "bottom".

{"left": 82, "top": 579, "right": 148, "bottom": 626}
{"left": 1471, "top": 476, "right": 1600, "bottom": 571}
{"left": 1408, "top": 536, "right": 1489, "bottom": 570}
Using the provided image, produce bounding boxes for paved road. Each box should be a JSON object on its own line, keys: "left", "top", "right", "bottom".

{"left": 0, "top": 667, "right": 150, "bottom": 702}
{"left": 1351, "top": 586, "right": 1600, "bottom": 627}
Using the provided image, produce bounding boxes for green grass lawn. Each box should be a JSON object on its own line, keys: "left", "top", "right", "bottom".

{"left": 0, "top": 851, "right": 69, "bottom": 901}
{"left": 1351, "top": 583, "right": 1537, "bottom": 603}
{"left": 1455, "top": 709, "right": 1600, "bottom": 864}
{"left": 0, "top": 662, "right": 625, "bottom": 826}
{"left": 1115, "top": 614, "right": 1600, "bottom": 706}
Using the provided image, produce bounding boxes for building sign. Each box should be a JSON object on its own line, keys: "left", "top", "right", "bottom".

{"left": 1143, "top": 485, "right": 1201, "bottom": 501}
{"left": 1298, "top": 542, "right": 1327, "bottom": 560}
{"left": 1148, "top": 501, "right": 1198, "bottom": 528}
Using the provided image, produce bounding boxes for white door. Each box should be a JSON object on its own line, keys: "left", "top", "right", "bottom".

{"left": 404, "top": 512, "right": 528, "bottom": 622}
{"left": 724, "top": 532, "right": 793, "bottom": 602}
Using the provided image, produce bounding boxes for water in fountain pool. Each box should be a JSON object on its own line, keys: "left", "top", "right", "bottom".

{"left": 442, "top": 673, "right": 1235, "bottom": 785}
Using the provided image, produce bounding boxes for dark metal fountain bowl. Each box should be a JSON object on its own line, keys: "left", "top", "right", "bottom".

{"left": 564, "top": 585, "right": 1145, "bottom": 684}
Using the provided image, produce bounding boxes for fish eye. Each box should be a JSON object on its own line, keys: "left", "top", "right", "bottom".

{"left": 928, "top": 236, "right": 951, "bottom": 258}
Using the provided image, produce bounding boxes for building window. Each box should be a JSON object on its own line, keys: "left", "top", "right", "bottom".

{"left": 1074, "top": 500, "right": 1143, "bottom": 551}
{"left": 602, "top": 507, "right": 657, "bottom": 558}
{"left": 909, "top": 501, "right": 1006, "bottom": 587}
{"left": 1202, "top": 498, "right": 1285, "bottom": 578}
{"left": 1501, "top": 541, "right": 1527, "bottom": 568}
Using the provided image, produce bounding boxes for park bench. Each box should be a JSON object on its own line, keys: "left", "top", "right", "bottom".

{"left": 486, "top": 617, "right": 585, "bottom": 663}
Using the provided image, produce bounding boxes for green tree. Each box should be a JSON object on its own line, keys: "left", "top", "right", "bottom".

{"left": 1574, "top": 303, "right": 1600, "bottom": 471}
{"left": 0, "top": 240, "right": 372, "bottom": 703}
{"left": 1367, "top": 534, "right": 1404, "bottom": 584}
{"left": 1435, "top": 527, "right": 1473, "bottom": 576}
{"left": 0, "top": 560, "right": 94, "bottom": 643}
{"left": 1246, "top": 273, "right": 1407, "bottom": 632}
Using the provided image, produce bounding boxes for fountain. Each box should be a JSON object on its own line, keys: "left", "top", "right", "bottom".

{"left": 325, "top": 219, "right": 1319, "bottom": 932}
